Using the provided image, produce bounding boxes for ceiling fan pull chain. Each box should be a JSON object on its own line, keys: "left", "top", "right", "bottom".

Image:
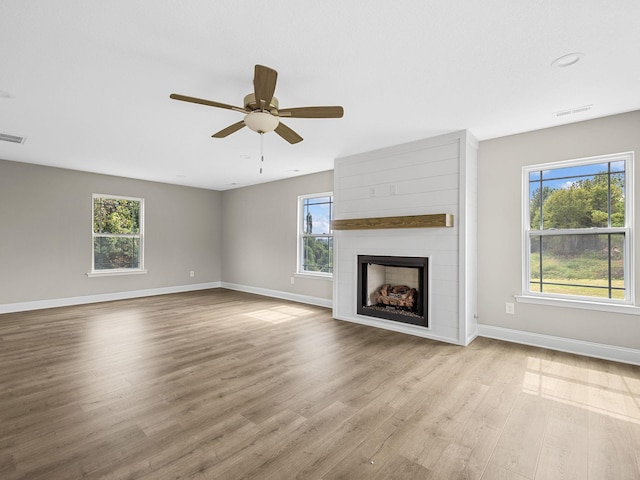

{"left": 260, "top": 132, "right": 264, "bottom": 174}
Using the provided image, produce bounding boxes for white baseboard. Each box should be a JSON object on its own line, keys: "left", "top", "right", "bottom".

{"left": 0, "top": 282, "right": 222, "bottom": 314}
{"left": 220, "top": 282, "right": 332, "bottom": 309}
{"left": 478, "top": 324, "right": 640, "bottom": 366}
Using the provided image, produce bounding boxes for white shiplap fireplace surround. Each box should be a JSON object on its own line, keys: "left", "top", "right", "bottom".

{"left": 333, "top": 130, "right": 478, "bottom": 346}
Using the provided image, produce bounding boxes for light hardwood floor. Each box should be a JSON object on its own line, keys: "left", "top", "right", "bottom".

{"left": 1, "top": 289, "right": 639, "bottom": 479}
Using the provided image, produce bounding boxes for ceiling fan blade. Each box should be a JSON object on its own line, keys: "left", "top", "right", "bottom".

{"left": 212, "top": 121, "right": 245, "bottom": 138}
{"left": 278, "top": 106, "right": 344, "bottom": 118}
{"left": 275, "top": 122, "right": 303, "bottom": 144}
{"left": 253, "top": 65, "right": 278, "bottom": 111}
{"left": 170, "top": 93, "right": 246, "bottom": 113}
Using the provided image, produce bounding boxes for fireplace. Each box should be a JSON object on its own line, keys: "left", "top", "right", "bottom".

{"left": 357, "top": 255, "right": 429, "bottom": 327}
{"left": 334, "top": 131, "right": 477, "bottom": 344}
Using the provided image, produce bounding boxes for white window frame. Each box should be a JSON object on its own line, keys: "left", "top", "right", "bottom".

{"left": 520, "top": 152, "right": 636, "bottom": 312}
{"left": 296, "top": 192, "right": 333, "bottom": 279}
{"left": 88, "top": 193, "right": 146, "bottom": 277}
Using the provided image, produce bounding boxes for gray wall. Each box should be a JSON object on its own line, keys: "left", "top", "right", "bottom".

{"left": 477, "top": 111, "right": 640, "bottom": 349}
{"left": 0, "top": 160, "right": 222, "bottom": 305}
{"left": 221, "top": 170, "right": 333, "bottom": 301}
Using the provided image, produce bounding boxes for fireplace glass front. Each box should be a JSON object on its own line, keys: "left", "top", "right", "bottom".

{"left": 357, "top": 255, "right": 429, "bottom": 327}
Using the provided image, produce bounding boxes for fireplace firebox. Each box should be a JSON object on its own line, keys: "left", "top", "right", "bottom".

{"left": 357, "top": 255, "right": 429, "bottom": 327}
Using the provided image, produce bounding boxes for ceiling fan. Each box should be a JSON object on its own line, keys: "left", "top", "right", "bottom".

{"left": 170, "top": 65, "right": 344, "bottom": 144}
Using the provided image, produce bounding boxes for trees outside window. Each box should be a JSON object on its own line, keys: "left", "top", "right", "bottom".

{"left": 524, "top": 153, "right": 633, "bottom": 302}
{"left": 92, "top": 194, "right": 144, "bottom": 272}
{"left": 299, "top": 194, "right": 333, "bottom": 275}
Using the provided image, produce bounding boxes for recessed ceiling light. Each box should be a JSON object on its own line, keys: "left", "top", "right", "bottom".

{"left": 551, "top": 52, "right": 584, "bottom": 68}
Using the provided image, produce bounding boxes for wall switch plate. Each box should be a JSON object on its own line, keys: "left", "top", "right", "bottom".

{"left": 190, "top": 271, "right": 195, "bottom": 278}
{"left": 505, "top": 302, "right": 515, "bottom": 314}
{"left": 290, "top": 276, "right": 295, "bottom": 284}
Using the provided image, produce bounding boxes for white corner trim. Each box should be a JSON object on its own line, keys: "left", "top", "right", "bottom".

{"left": 221, "top": 282, "right": 332, "bottom": 309}
{"left": 478, "top": 324, "right": 640, "bottom": 366}
{"left": 0, "top": 282, "right": 222, "bottom": 314}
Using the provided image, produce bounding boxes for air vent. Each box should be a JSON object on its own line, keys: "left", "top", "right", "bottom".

{"left": 0, "top": 133, "right": 26, "bottom": 144}
{"left": 552, "top": 104, "right": 592, "bottom": 119}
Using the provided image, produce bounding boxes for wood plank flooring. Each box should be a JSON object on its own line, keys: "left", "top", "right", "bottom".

{"left": 1, "top": 288, "right": 639, "bottom": 479}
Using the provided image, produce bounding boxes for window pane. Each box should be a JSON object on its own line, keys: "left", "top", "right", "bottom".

{"left": 94, "top": 198, "right": 140, "bottom": 234}
{"left": 94, "top": 236, "right": 140, "bottom": 269}
{"left": 542, "top": 174, "right": 599, "bottom": 229}
{"left": 610, "top": 160, "right": 625, "bottom": 173}
{"left": 529, "top": 163, "right": 625, "bottom": 230}
{"left": 303, "top": 196, "right": 332, "bottom": 235}
{"left": 302, "top": 236, "right": 333, "bottom": 273}
{"left": 529, "top": 182, "right": 547, "bottom": 229}
{"left": 529, "top": 233, "right": 624, "bottom": 299}
{"left": 530, "top": 235, "right": 541, "bottom": 291}
{"left": 539, "top": 283, "right": 625, "bottom": 300}
{"left": 611, "top": 172, "right": 625, "bottom": 227}
{"left": 541, "top": 162, "right": 609, "bottom": 181}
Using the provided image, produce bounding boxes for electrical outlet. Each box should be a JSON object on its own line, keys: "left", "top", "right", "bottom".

{"left": 505, "top": 302, "right": 515, "bottom": 315}
{"left": 190, "top": 271, "right": 195, "bottom": 278}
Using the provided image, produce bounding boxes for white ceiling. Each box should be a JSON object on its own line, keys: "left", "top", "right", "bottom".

{"left": 1, "top": 1, "right": 639, "bottom": 191}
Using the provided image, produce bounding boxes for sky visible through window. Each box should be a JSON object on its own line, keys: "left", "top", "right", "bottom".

{"left": 530, "top": 161, "right": 624, "bottom": 193}
{"left": 303, "top": 196, "right": 332, "bottom": 234}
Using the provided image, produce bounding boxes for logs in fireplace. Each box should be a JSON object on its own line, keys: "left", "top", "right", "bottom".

{"left": 374, "top": 284, "right": 417, "bottom": 310}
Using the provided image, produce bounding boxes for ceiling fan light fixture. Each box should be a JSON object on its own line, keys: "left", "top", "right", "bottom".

{"left": 244, "top": 111, "right": 279, "bottom": 133}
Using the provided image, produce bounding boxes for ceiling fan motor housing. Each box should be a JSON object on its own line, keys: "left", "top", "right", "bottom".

{"left": 244, "top": 93, "right": 279, "bottom": 113}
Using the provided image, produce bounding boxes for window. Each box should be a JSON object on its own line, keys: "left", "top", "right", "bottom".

{"left": 523, "top": 153, "right": 633, "bottom": 303}
{"left": 91, "top": 194, "right": 144, "bottom": 274}
{"left": 298, "top": 193, "right": 333, "bottom": 275}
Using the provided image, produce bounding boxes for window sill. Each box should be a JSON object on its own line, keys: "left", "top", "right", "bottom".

{"left": 87, "top": 269, "right": 148, "bottom": 278}
{"left": 515, "top": 294, "right": 640, "bottom": 315}
{"left": 294, "top": 272, "right": 333, "bottom": 281}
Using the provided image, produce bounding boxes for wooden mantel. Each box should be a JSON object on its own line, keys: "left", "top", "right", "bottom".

{"left": 331, "top": 213, "right": 453, "bottom": 230}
